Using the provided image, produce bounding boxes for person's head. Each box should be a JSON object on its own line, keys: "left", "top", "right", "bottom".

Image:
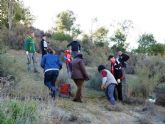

{"left": 98, "top": 65, "right": 106, "bottom": 73}
{"left": 27, "top": 31, "right": 35, "bottom": 38}
{"left": 118, "top": 51, "right": 123, "bottom": 56}
{"left": 65, "top": 50, "right": 71, "bottom": 53}
{"left": 47, "top": 47, "right": 54, "bottom": 54}
{"left": 42, "top": 34, "right": 46, "bottom": 40}
{"left": 108, "top": 55, "right": 116, "bottom": 63}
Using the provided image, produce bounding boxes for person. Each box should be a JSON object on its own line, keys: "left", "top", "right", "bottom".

{"left": 108, "top": 55, "right": 123, "bottom": 101}
{"left": 67, "top": 40, "right": 81, "bottom": 58}
{"left": 117, "top": 51, "right": 130, "bottom": 68}
{"left": 117, "top": 51, "right": 130, "bottom": 102}
{"left": 98, "top": 65, "right": 117, "bottom": 105}
{"left": 64, "top": 50, "right": 72, "bottom": 78}
{"left": 41, "top": 48, "right": 62, "bottom": 98}
{"left": 71, "top": 53, "right": 89, "bottom": 102}
{"left": 24, "top": 31, "right": 38, "bottom": 72}
{"left": 40, "top": 34, "right": 48, "bottom": 57}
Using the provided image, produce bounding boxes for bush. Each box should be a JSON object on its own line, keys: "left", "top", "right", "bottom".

{"left": 155, "top": 83, "right": 165, "bottom": 106}
{"left": 52, "top": 32, "right": 73, "bottom": 42}
{"left": 0, "top": 99, "right": 38, "bottom": 124}
{"left": 86, "top": 70, "right": 102, "bottom": 91}
{"left": 128, "top": 55, "right": 164, "bottom": 98}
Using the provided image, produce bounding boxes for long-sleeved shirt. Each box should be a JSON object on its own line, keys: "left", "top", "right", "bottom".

{"left": 67, "top": 41, "right": 81, "bottom": 51}
{"left": 24, "top": 36, "right": 36, "bottom": 53}
{"left": 117, "top": 53, "right": 130, "bottom": 68}
{"left": 101, "top": 69, "right": 117, "bottom": 88}
{"left": 41, "top": 53, "right": 62, "bottom": 72}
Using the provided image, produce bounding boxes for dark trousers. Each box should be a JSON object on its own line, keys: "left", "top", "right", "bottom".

{"left": 42, "top": 51, "right": 47, "bottom": 57}
{"left": 44, "top": 70, "right": 59, "bottom": 94}
{"left": 73, "top": 79, "right": 84, "bottom": 101}
{"left": 114, "top": 83, "right": 123, "bottom": 101}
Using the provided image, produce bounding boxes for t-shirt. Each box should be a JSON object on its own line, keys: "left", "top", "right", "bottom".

{"left": 101, "top": 69, "right": 117, "bottom": 88}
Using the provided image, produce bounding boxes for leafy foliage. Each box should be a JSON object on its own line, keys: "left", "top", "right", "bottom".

{"left": 0, "top": 0, "right": 33, "bottom": 29}
{"left": 52, "top": 32, "right": 73, "bottom": 42}
{"left": 136, "top": 33, "right": 156, "bottom": 54}
{"left": 110, "top": 29, "right": 127, "bottom": 52}
{"left": 56, "top": 10, "right": 76, "bottom": 32}
{"left": 93, "top": 26, "right": 109, "bottom": 43}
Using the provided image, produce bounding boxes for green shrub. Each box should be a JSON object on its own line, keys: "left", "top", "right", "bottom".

{"left": 128, "top": 55, "right": 164, "bottom": 98}
{"left": 86, "top": 70, "right": 102, "bottom": 91}
{"left": 0, "top": 99, "right": 38, "bottom": 124}
{"left": 52, "top": 32, "right": 73, "bottom": 42}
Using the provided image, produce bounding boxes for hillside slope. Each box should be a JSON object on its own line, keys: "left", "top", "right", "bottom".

{"left": 0, "top": 50, "right": 164, "bottom": 124}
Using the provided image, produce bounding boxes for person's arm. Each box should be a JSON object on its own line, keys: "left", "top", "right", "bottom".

{"left": 79, "top": 60, "right": 89, "bottom": 80}
{"left": 101, "top": 70, "right": 107, "bottom": 90}
{"left": 122, "top": 53, "right": 129, "bottom": 61}
{"left": 67, "top": 42, "right": 72, "bottom": 48}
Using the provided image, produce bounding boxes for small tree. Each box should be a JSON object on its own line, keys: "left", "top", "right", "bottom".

{"left": 93, "top": 26, "right": 109, "bottom": 47}
{"left": 110, "top": 29, "right": 127, "bottom": 52}
{"left": 136, "top": 33, "right": 157, "bottom": 54}
{"left": 55, "top": 10, "right": 76, "bottom": 33}
{"left": 149, "top": 43, "right": 165, "bottom": 56}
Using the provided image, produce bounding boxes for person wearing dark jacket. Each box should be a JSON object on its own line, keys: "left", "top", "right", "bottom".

{"left": 117, "top": 51, "right": 129, "bottom": 68}
{"left": 40, "top": 34, "right": 48, "bottom": 57}
{"left": 117, "top": 51, "right": 130, "bottom": 102}
{"left": 71, "top": 53, "right": 89, "bottom": 102}
{"left": 108, "top": 55, "right": 123, "bottom": 101}
{"left": 41, "top": 48, "right": 62, "bottom": 98}
{"left": 67, "top": 40, "right": 81, "bottom": 58}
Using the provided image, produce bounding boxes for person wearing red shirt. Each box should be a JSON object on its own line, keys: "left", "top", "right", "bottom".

{"left": 108, "top": 55, "right": 123, "bottom": 101}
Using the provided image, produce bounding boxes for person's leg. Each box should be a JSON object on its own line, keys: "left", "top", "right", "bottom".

{"left": 32, "top": 53, "right": 38, "bottom": 72}
{"left": 105, "top": 86, "right": 110, "bottom": 101}
{"left": 27, "top": 53, "right": 32, "bottom": 71}
{"left": 107, "top": 84, "right": 116, "bottom": 105}
{"left": 50, "top": 70, "right": 59, "bottom": 97}
{"left": 113, "top": 85, "right": 117, "bottom": 101}
{"left": 117, "top": 83, "right": 123, "bottom": 101}
{"left": 44, "top": 71, "right": 52, "bottom": 89}
{"left": 73, "top": 79, "right": 84, "bottom": 101}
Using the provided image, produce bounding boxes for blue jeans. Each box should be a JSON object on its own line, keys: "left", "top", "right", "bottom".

{"left": 105, "top": 84, "right": 116, "bottom": 105}
{"left": 44, "top": 70, "right": 59, "bottom": 96}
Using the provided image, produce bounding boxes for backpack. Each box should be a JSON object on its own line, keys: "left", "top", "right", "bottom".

{"left": 59, "top": 83, "right": 71, "bottom": 98}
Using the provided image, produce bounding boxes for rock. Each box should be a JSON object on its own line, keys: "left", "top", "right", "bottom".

{"left": 155, "top": 83, "right": 165, "bottom": 106}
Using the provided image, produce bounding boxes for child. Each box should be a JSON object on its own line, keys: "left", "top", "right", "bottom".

{"left": 64, "top": 50, "right": 72, "bottom": 78}
{"left": 98, "top": 65, "right": 117, "bottom": 105}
